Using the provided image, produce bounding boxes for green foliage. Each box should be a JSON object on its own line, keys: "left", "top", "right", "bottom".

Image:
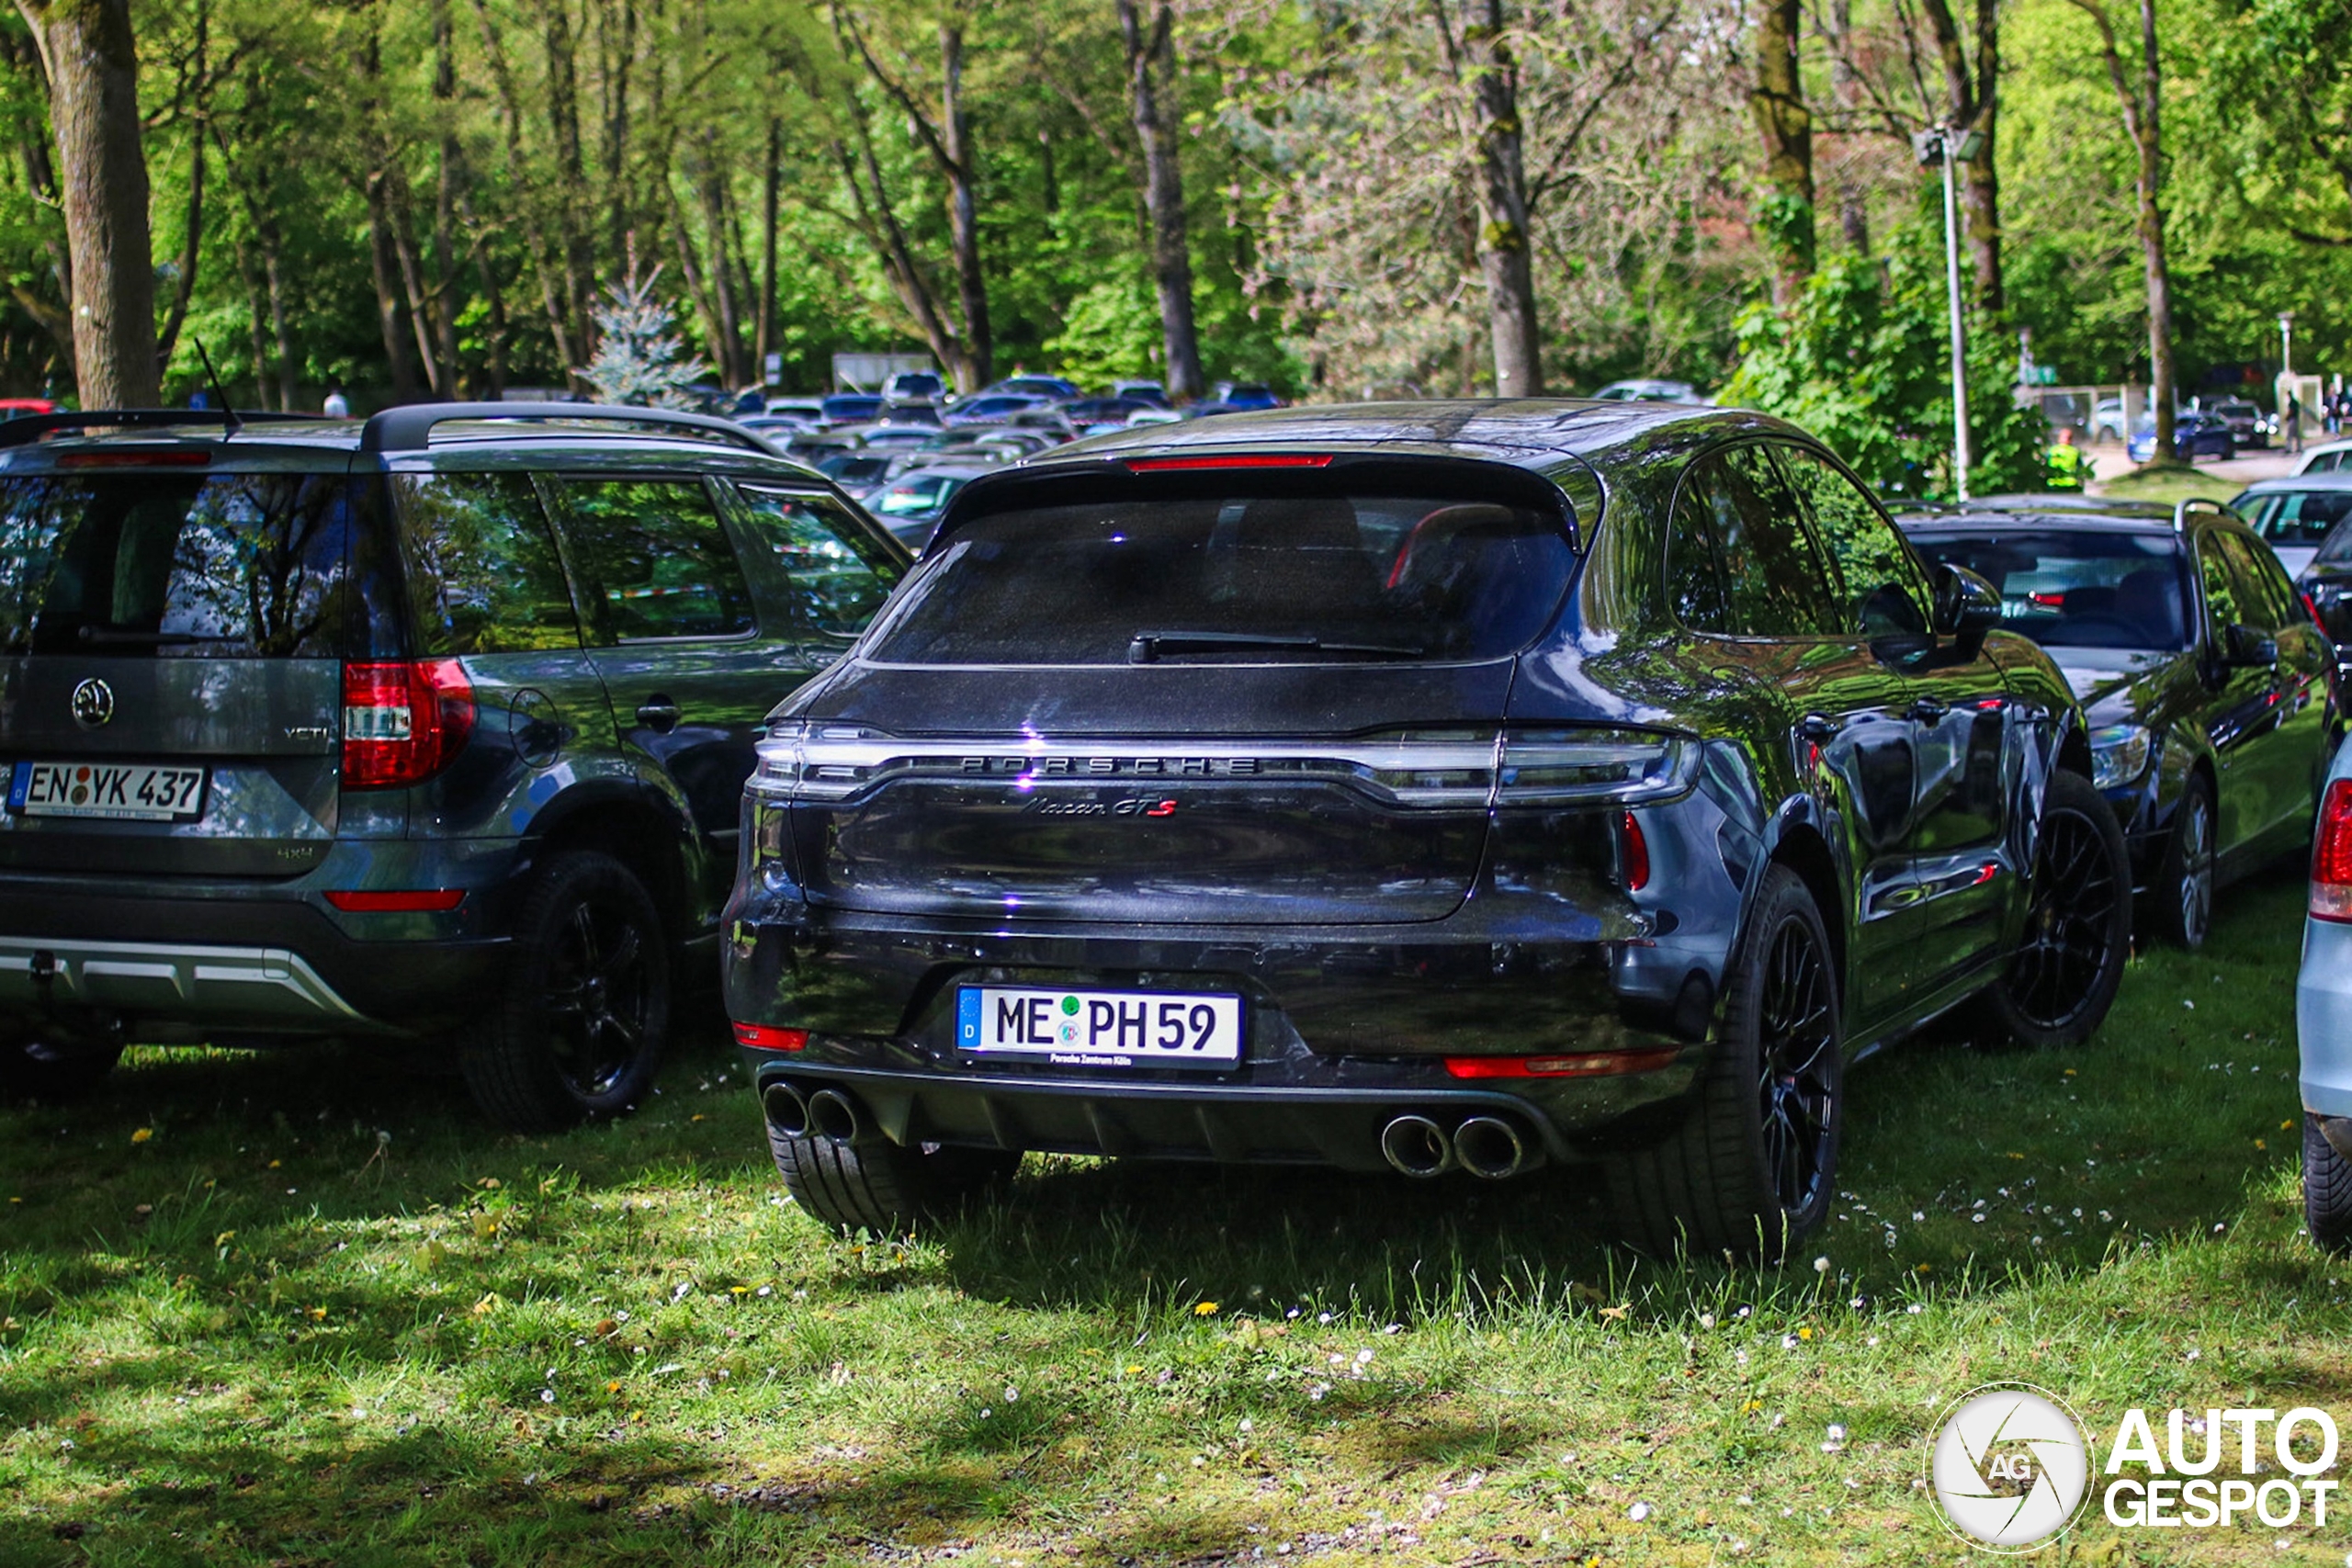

{"left": 576, "top": 271, "right": 708, "bottom": 409}
{"left": 1042, "top": 275, "right": 1160, "bottom": 388}
{"left": 1724, "top": 217, "right": 2044, "bottom": 499}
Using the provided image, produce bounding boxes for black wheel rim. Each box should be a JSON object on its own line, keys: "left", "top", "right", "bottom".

{"left": 1756, "top": 917, "right": 1838, "bottom": 1217}
{"left": 2178, "top": 794, "right": 2214, "bottom": 946}
{"left": 2007, "top": 804, "right": 2122, "bottom": 1029}
{"left": 541, "top": 896, "right": 652, "bottom": 1098}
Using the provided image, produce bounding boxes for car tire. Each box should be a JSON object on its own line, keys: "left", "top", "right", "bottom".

{"left": 767, "top": 1122, "right": 1021, "bottom": 1234}
{"left": 0, "top": 1030, "right": 123, "bottom": 1102}
{"left": 1986, "top": 769, "right": 2132, "bottom": 1048}
{"left": 459, "top": 850, "right": 670, "bottom": 1133}
{"left": 2306, "top": 1115, "right": 2352, "bottom": 1253}
{"left": 2155, "top": 773, "right": 2217, "bottom": 950}
{"left": 1607, "top": 864, "right": 1841, "bottom": 1262}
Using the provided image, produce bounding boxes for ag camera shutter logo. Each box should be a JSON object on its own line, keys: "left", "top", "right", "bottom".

{"left": 1928, "top": 1383, "right": 2092, "bottom": 1551}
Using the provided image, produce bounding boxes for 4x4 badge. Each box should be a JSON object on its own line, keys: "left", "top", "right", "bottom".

{"left": 70, "top": 677, "right": 114, "bottom": 728}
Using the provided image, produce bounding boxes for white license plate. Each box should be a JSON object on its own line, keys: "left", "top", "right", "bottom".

{"left": 956, "top": 987, "right": 1243, "bottom": 1069}
{"left": 7, "top": 761, "right": 208, "bottom": 821}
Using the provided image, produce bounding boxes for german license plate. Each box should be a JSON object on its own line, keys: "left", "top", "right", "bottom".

{"left": 956, "top": 986, "right": 1243, "bottom": 1069}
{"left": 7, "top": 761, "right": 208, "bottom": 821}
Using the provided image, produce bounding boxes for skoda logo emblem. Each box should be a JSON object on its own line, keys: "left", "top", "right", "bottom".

{"left": 70, "top": 677, "right": 115, "bottom": 728}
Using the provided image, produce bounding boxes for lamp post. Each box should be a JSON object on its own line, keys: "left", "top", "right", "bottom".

{"left": 1913, "top": 125, "right": 1986, "bottom": 500}
{"left": 2281, "top": 310, "right": 2296, "bottom": 378}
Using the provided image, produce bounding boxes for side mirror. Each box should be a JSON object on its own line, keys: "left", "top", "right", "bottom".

{"left": 2222, "top": 622, "right": 2278, "bottom": 668}
{"left": 1932, "top": 563, "right": 2004, "bottom": 650}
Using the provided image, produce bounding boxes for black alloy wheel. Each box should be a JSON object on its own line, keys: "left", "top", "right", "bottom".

{"left": 1756, "top": 916, "right": 1838, "bottom": 1218}
{"left": 1608, "top": 865, "right": 1842, "bottom": 1261}
{"left": 2157, "top": 775, "right": 2216, "bottom": 950}
{"left": 1989, "top": 769, "right": 2132, "bottom": 1048}
{"left": 460, "top": 850, "right": 671, "bottom": 1131}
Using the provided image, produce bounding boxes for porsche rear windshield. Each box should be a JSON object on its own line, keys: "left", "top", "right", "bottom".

{"left": 865, "top": 485, "right": 1577, "bottom": 665}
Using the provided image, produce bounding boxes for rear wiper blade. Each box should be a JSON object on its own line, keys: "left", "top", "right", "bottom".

{"left": 75, "top": 626, "right": 241, "bottom": 646}
{"left": 1127, "top": 629, "right": 1424, "bottom": 663}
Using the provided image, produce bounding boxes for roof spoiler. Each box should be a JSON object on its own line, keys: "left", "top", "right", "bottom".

{"left": 0, "top": 409, "right": 326, "bottom": 449}
{"left": 358, "top": 401, "right": 784, "bottom": 458}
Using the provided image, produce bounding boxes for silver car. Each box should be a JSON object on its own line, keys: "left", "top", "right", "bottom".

{"left": 2301, "top": 734, "right": 2352, "bottom": 1248}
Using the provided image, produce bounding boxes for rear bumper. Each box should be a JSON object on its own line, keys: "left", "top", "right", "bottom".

{"left": 2301, "top": 915, "right": 2352, "bottom": 1118}
{"left": 0, "top": 884, "right": 509, "bottom": 1037}
{"left": 741, "top": 1047, "right": 1698, "bottom": 1172}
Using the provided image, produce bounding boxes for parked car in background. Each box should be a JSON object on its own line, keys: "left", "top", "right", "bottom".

{"left": 1902, "top": 498, "right": 2335, "bottom": 949}
{"left": 725, "top": 401, "right": 2132, "bottom": 1260}
{"left": 0, "top": 404, "right": 908, "bottom": 1126}
{"left": 2297, "top": 440, "right": 2352, "bottom": 476}
{"left": 2128, "top": 412, "right": 2236, "bottom": 463}
{"left": 819, "top": 393, "right": 886, "bottom": 428}
{"left": 2231, "top": 476, "right": 2352, "bottom": 577}
{"left": 1212, "top": 381, "right": 1283, "bottom": 410}
{"left": 1591, "top": 378, "right": 1710, "bottom": 405}
{"left": 873, "top": 400, "right": 944, "bottom": 428}
{"left": 862, "top": 462, "right": 994, "bottom": 548}
{"left": 0, "top": 398, "right": 58, "bottom": 423}
{"left": 765, "top": 397, "right": 826, "bottom": 423}
{"left": 978, "top": 375, "right": 1080, "bottom": 401}
{"left": 813, "top": 450, "right": 897, "bottom": 495}
{"left": 1061, "top": 397, "right": 1157, "bottom": 428}
{"left": 882, "top": 370, "right": 945, "bottom": 401}
{"left": 944, "top": 393, "right": 1053, "bottom": 426}
{"left": 2092, "top": 398, "right": 2127, "bottom": 442}
{"left": 2211, "top": 399, "right": 2274, "bottom": 449}
{"left": 1111, "top": 380, "right": 1170, "bottom": 408}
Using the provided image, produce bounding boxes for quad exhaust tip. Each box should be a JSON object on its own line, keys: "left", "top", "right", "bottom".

{"left": 806, "top": 1087, "right": 865, "bottom": 1145}
{"left": 762, "top": 1081, "right": 812, "bottom": 1140}
{"left": 1378, "top": 1112, "right": 1530, "bottom": 1180}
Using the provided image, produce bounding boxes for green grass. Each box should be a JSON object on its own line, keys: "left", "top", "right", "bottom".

{"left": 5, "top": 868, "right": 2348, "bottom": 1564}
{"left": 2088, "top": 462, "right": 2247, "bottom": 508}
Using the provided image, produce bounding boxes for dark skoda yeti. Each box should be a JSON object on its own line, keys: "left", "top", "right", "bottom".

{"left": 0, "top": 406, "right": 906, "bottom": 1128}
{"left": 724, "top": 402, "right": 2130, "bottom": 1258}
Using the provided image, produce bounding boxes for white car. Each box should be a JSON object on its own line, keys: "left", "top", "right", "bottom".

{"left": 1591, "top": 378, "right": 1710, "bottom": 404}
{"left": 2297, "top": 439, "right": 2352, "bottom": 476}
{"left": 2228, "top": 475, "right": 2352, "bottom": 577}
{"left": 2301, "top": 736, "right": 2352, "bottom": 1249}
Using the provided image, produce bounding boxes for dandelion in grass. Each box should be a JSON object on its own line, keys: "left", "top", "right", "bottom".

{"left": 1194, "top": 1302, "right": 1219, "bottom": 1317}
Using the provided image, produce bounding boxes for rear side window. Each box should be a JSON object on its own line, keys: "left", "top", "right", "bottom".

{"left": 1668, "top": 446, "right": 1837, "bottom": 637}
{"left": 2216, "top": 529, "right": 2295, "bottom": 629}
{"left": 866, "top": 483, "right": 1574, "bottom": 665}
{"left": 0, "top": 471, "right": 366, "bottom": 658}
{"left": 394, "top": 473, "right": 582, "bottom": 655}
{"left": 2245, "top": 490, "right": 2352, "bottom": 547}
{"left": 732, "top": 485, "right": 903, "bottom": 642}
{"left": 1777, "top": 446, "right": 1932, "bottom": 637}
{"left": 553, "top": 477, "right": 755, "bottom": 642}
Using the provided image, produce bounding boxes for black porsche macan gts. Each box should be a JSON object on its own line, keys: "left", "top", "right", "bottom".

{"left": 722, "top": 402, "right": 2132, "bottom": 1259}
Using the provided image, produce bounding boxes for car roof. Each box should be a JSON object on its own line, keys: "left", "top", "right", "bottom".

{"left": 2233, "top": 472, "right": 2352, "bottom": 493}
{"left": 1894, "top": 498, "right": 2186, "bottom": 536}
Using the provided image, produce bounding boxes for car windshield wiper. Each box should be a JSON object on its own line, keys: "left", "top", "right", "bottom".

{"left": 75, "top": 625, "right": 242, "bottom": 646}
{"left": 1127, "top": 629, "right": 1425, "bottom": 663}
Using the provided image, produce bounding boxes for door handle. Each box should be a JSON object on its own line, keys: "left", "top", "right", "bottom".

{"left": 1909, "top": 696, "right": 1950, "bottom": 723}
{"left": 1799, "top": 713, "right": 1841, "bottom": 742}
{"left": 636, "top": 696, "right": 682, "bottom": 734}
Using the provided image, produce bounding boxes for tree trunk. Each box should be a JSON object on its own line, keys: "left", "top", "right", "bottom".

{"left": 1826, "top": 0, "right": 1868, "bottom": 254}
{"left": 599, "top": 0, "right": 635, "bottom": 276}
{"left": 153, "top": 0, "right": 205, "bottom": 374}
{"left": 17, "top": 0, "right": 159, "bottom": 408}
{"left": 939, "top": 21, "right": 991, "bottom": 391}
{"left": 432, "top": 0, "right": 464, "bottom": 391}
{"left": 366, "top": 172, "right": 422, "bottom": 401}
{"left": 756, "top": 114, "right": 779, "bottom": 384}
{"left": 265, "top": 243, "right": 295, "bottom": 412}
{"left": 1919, "top": 0, "right": 2001, "bottom": 310}
{"left": 1465, "top": 0, "right": 1542, "bottom": 396}
{"left": 1118, "top": 0, "right": 1205, "bottom": 400}
{"left": 2072, "top": 0, "right": 2173, "bottom": 456}
{"left": 463, "top": 190, "right": 509, "bottom": 398}
{"left": 469, "top": 0, "right": 580, "bottom": 374}
{"left": 538, "top": 0, "right": 594, "bottom": 370}
{"left": 1749, "top": 0, "right": 1814, "bottom": 308}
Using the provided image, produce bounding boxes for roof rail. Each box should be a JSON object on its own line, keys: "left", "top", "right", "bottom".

{"left": 358, "top": 401, "right": 784, "bottom": 458}
{"left": 0, "top": 408, "right": 325, "bottom": 449}
{"left": 2173, "top": 497, "right": 2229, "bottom": 533}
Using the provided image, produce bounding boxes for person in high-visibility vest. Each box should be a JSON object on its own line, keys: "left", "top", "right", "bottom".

{"left": 2048, "top": 426, "right": 2093, "bottom": 491}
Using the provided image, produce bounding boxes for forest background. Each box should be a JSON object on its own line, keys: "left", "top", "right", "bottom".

{"left": 1, "top": 0, "right": 2347, "bottom": 495}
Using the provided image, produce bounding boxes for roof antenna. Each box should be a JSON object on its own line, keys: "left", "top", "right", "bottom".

{"left": 191, "top": 337, "right": 243, "bottom": 437}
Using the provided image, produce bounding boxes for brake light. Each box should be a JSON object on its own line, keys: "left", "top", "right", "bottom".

{"left": 1443, "top": 1049, "right": 1679, "bottom": 1078}
{"left": 2304, "top": 590, "right": 2327, "bottom": 628}
{"left": 55, "top": 449, "right": 211, "bottom": 468}
{"left": 324, "top": 889, "right": 467, "bottom": 912}
{"left": 1619, "top": 810, "right": 1650, "bottom": 891}
{"left": 342, "top": 660, "right": 474, "bottom": 789}
{"left": 1123, "top": 454, "right": 1333, "bottom": 472}
{"left": 2314, "top": 780, "right": 2352, "bottom": 922}
{"left": 732, "top": 1022, "right": 809, "bottom": 1051}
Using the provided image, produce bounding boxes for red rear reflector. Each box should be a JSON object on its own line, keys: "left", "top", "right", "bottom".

{"left": 1124, "top": 454, "right": 1334, "bottom": 472}
{"left": 2029, "top": 591, "right": 2064, "bottom": 607}
{"left": 2314, "top": 779, "right": 2352, "bottom": 922}
{"left": 1443, "top": 1049, "right": 1679, "bottom": 1079}
{"left": 2304, "top": 591, "right": 2327, "bottom": 628}
{"left": 342, "top": 660, "right": 475, "bottom": 789}
{"left": 1619, "top": 809, "right": 1650, "bottom": 892}
{"left": 733, "top": 1022, "right": 809, "bottom": 1052}
{"left": 56, "top": 449, "right": 212, "bottom": 468}
{"left": 324, "top": 889, "right": 466, "bottom": 913}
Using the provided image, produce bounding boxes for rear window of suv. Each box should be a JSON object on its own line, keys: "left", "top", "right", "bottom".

{"left": 0, "top": 470, "right": 375, "bottom": 658}
{"left": 865, "top": 482, "right": 1575, "bottom": 665}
